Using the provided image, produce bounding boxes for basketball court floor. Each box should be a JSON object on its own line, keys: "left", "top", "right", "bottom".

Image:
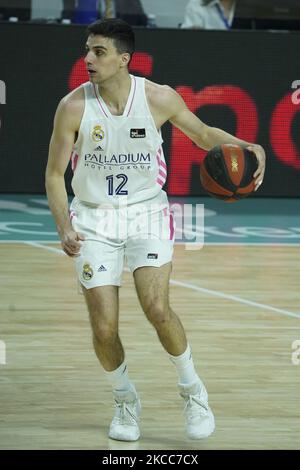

{"left": 0, "top": 194, "right": 299, "bottom": 450}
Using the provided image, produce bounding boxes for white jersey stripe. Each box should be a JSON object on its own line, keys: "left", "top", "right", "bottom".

{"left": 92, "top": 83, "right": 108, "bottom": 117}
{"left": 126, "top": 76, "right": 136, "bottom": 117}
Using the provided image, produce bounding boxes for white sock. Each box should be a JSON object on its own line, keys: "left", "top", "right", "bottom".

{"left": 103, "top": 360, "right": 135, "bottom": 393}
{"left": 169, "top": 344, "right": 200, "bottom": 385}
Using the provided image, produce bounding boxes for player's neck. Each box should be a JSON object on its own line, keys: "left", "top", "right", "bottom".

{"left": 97, "top": 72, "right": 131, "bottom": 116}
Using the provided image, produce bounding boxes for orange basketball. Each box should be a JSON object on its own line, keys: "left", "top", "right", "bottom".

{"left": 200, "top": 144, "right": 258, "bottom": 202}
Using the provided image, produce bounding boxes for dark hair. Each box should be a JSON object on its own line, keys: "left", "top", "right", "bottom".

{"left": 87, "top": 18, "right": 135, "bottom": 62}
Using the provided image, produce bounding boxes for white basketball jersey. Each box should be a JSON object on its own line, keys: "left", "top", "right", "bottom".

{"left": 71, "top": 75, "right": 168, "bottom": 207}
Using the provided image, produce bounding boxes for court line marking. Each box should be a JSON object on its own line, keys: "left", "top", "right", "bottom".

{"left": 2, "top": 240, "right": 300, "bottom": 247}
{"left": 23, "top": 241, "right": 300, "bottom": 321}
{"left": 170, "top": 279, "right": 300, "bottom": 320}
{"left": 24, "top": 241, "right": 66, "bottom": 254}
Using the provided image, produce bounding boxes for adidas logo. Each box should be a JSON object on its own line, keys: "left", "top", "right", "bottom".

{"left": 94, "top": 145, "right": 104, "bottom": 151}
{"left": 97, "top": 265, "right": 107, "bottom": 272}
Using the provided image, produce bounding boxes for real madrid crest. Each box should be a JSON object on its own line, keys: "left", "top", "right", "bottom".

{"left": 92, "top": 125, "right": 105, "bottom": 142}
{"left": 82, "top": 263, "right": 93, "bottom": 281}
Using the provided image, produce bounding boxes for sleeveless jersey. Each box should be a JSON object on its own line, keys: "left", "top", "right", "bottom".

{"left": 71, "top": 75, "right": 168, "bottom": 207}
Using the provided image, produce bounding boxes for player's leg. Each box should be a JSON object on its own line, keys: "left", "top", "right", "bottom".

{"left": 82, "top": 285, "right": 123, "bottom": 371}
{"left": 126, "top": 201, "right": 215, "bottom": 439}
{"left": 133, "top": 262, "right": 199, "bottom": 384}
{"left": 133, "top": 262, "right": 215, "bottom": 439}
{"left": 133, "top": 262, "right": 187, "bottom": 356}
{"left": 126, "top": 206, "right": 189, "bottom": 358}
{"left": 81, "top": 284, "right": 141, "bottom": 442}
{"left": 70, "top": 197, "right": 141, "bottom": 442}
{"left": 70, "top": 200, "right": 135, "bottom": 390}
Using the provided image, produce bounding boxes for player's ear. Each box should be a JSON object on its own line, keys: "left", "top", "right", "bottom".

{"left": 120, "top": 53, "right": 130, "bottom": 68}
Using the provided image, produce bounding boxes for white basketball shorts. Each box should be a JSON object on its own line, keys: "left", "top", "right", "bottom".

{"left": 69, "top": 195, "right": 175, "bottom": 289}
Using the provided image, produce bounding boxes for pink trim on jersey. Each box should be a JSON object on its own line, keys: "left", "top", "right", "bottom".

{"left": 69, "top": 210, "right": 76, "bottom": 222}
{"left": 71, "top": 151, "right": 79, "bottom": 172}
{"left": 92, "top": 83, "right": 108, "bottom": 117}
{"left": 156, "top": 146, "right": 167, "bottom": 187}
{"left": 169, "top": 213, "right": 174, "bottom": 240}
{"left": 162, "top": 207, "right": 174, "bottom": 240}
{"left": 157, "top": 157, "right": 167, "bottom": 171}
{"left": 126, "top": 76, "right": 136, "bottom": 117}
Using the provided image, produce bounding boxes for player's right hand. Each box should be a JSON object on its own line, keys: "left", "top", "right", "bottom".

{"left": 61, "top": 230, "right": 85, "bottom": 257}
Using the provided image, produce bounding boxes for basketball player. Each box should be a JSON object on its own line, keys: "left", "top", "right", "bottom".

{"left": 45, "top": 19, "right": 266, "bottom": 442}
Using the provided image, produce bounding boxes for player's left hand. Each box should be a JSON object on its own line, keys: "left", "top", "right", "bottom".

{"left": 247, "top": 144, "right": 266, "bottom": 191}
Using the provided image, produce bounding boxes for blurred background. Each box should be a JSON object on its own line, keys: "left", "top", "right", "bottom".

{"left": 0, "top": 0, "right": 300, "bottom": 197}
{"left": 1, "top": 0, "right": 300, "bottom": 29}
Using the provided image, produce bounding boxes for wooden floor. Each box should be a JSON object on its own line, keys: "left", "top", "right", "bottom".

{"left": 0, "top": 243, "right": 300, "bottom": 450}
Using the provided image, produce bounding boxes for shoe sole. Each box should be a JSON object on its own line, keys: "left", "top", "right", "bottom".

{"left": 188, "top": 431, "right": 214, "bottom": 439}
{"left": 108, "top": 432, "right": 140, "bottom": 442}
{"left": 187, "top": 425, "right": 215, "bottom": 440}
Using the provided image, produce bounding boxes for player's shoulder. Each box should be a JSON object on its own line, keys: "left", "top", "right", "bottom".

{"left": 53, "top": 84, "right": 86, "bottom": 130}
{"left": 58, "top": 83, "right": 86, "bottom": 116}
{"left": 145, "top": 79, "right": 181, "bottom": 110}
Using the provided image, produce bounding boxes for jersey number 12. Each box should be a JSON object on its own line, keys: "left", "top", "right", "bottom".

{"left": 106, "top": 174, "right": 128, "bottom": 195}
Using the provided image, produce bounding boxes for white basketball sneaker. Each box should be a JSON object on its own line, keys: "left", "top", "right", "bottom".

{"left": 108, "top": 389, "right": 141, "bottom": 442}
{"left": 179, "top": 381, "right": 215, "bottom": 439}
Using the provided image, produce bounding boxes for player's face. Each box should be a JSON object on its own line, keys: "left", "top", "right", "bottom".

{"left": 84, "top": 35, "right": 128, "bottom": 83}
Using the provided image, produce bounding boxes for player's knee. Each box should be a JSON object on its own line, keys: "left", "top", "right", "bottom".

{"left": 144, "top": 301, "right": 170, "bottom": 327}
{"left": 92, "top": 324, "right": 117, "bottom": 344}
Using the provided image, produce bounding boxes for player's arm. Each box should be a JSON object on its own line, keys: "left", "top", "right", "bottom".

{"left": 166, "top": 87, "right": 266, "bottom": 190}
{"left": 45, "top": 94, "right": 85, "bottom": 256}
